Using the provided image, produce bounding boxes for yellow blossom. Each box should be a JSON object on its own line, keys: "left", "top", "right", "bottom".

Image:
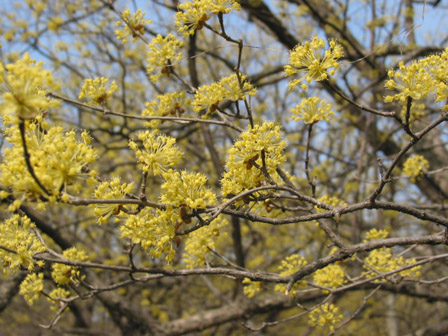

{"left": 285, "top": 35, "right": 343, "bottom": 90}
{"left": 363, "top": 248, "right": 421, "bottom": 280}
{"left": 19, "top": 272, "right": 44, "bottom": 306}
{"left": 183, "top": 216, "right": 227, "bottom": 268}
{"left": 121, "top": 207, "right": 177, "bottom": 262}
{"left": 221, "top": 122, "right": 286, "bottom": 197}
{"left": 93, "top": 177, "right": 135, "bottom": 224}
{"left": 129, "top": 131, "right": 183, "bottom": 176}
{"left": 0, "top": 215, "right": 45, "bottom": 273}
{"left": 161, "top": 170, "right": 216, "bottom": 210}
{"left": 176, "top": 0, "right": 241, "bottom": 36}
{"left": 115, "top": 9, "right": 152, "bottom": 43}
{"left": 0, "top": 53, "right": 60, "bottom": 120}
{"left": 78, "top": 77, "right": 117, "bottom": 105}
{"left": 364, "top": 228, "right": 389, "bottom": 242}
{"left": 242, "top": 278, "right": 262, "bottom": 298}
{"left": 313, "top": 264, "right": 346, "bottom": 290}
{"left": 176, "top": 1, "right": 208, "bottom": 36}
{"left": 274, "top": 254, "right": 307, "bottom": 296}
{"left": 0, "top": 122, "right": 97, "bottom": 201}
{"left": 385, "top": 48, "right": 448, "bottom": 111}
{"left": 47, "top": 288, "right": 71, "bottom": 311}
{"left": 192, "top": 74, "right": 257, "bottom": 116}
{"left": 51, "top": 247, "right": 90, "bottom": 286}
{"left": 403, "top": 155, "right": 429, "bottom": 182}
{"left": 47, "top": 16, "right": 64, "bottom": 32}
{"left": 292, "top": 96, "right": 334, "bottom": 124}
{"left": 147, "top": 34, "right": 184, "bottom": 83}
{"left": 384, "top": 61, "right": 433, "bottom": 103}
{"left": 142, "top": 91, "right": 191, "bottom": 129}
{"left": 315, "top": 194, "right": 345, "bottom": 213}
{"left": 362, "top": 229, "right": 421, "bottom": 280}
{"left": 309, "top": 303, "right": 343, "bottom": 333}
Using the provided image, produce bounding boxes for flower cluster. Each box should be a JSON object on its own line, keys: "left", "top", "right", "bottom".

{"left": 285, "top": 35, "right": 343, "bottom": 90}
{"left": 183, "top": 216, "right": 227, "bottom": 268}
{"left": 363, "top": 249, "right": 422, "bottom": 280}
{"left": 147, "top": 34, "right": 184, "bottom": 83}
{"left": 47, "top": 16, "right": 64, "bottom": 32}
{"left": 274, "top": 254, "right": 308, "bottom": 296}
{"left": 47, "top": 287, "right": 71, "bottom": 311}
{"left": 121, "top": 168, "right": 216, "bottom": 260}
{"left": 403, "top": 155, "right": 429, "bottom": 182}
{"left": 0, "top": 53, "right": 60, "bottom": 120}
{"left": 129, "top": 131, "right": 183, "bottom": 176}
{"left": 142, "top": 91, "right": 191, "bottom": 129}
{"left": 115, "top": 9, "right": 152, "bottom": 43}
{"left": 363, "top": 229, "right": 421, "bottom": 280}
{"left": 308, "top": 303, "right": 343, "bottom": 333}
{"left": 161, "top": 170, "right": 216, "bottom": 210}
{"left": 175, "top": 0, "right": 241, "bottom": 36}
{"left": 19, "top": 272, "right": 44, "bottom": 306}
{"left": 192, "top": 74, "right": 257, "bottom": 116}
{"left": 0, "top": 121, "right": 97, "bottom": 202}
{"left": 221, "top": 122, "right": 286, "bottom": 197}
{"left": 78, "top": 77, "right": 118, "bottom": 105}
{"left": 385, "top": 47, "right": 448, "bottom": 110}
{"left": 0, "top": 215, "right": 45, "bottom": 273}
{"left": 93, "top": 177, "right": 135, "bottom": 224}
{"left": 242, "top": 278, "right": 262, "bottom": 298}
{"left": 51, "top": 247, "right": 90, "bottom": 286}
{"left": 313, "top": 264, "right": 346, "bottom": 290}
{"left": 291, "top": 96, "right": 334, "bottom": 124}
{"left": 364, "top": 228, "right": 389, "bottom": 242}
{"left": 315, "top": 194, "right": 346, "bottom": 213}
{"left": 121, "top": 207, "right": 177, "bottom": 262}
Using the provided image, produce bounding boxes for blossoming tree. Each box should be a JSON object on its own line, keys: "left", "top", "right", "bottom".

{"left": 0, "top": 0, "right": 447, "bottom": 335}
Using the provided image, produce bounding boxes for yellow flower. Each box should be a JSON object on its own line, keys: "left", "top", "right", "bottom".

{"left": 285, "top": 35, "right": 343, "bottom": 90}
{"left": 93, "top": 177, "right": 135, "bottom": 224}
{"left": 176, "top": 0, "right": 241, "bottom": 36}
{"left": 364, "top": 228, "right": 389, "bottom": 242}
{"left": 210, "top": 0, "right": 241, "bottom": 14}
{"left": 47, "top": 288, "right": 71, "bottom": 311}
{"left": 0, "top": 53, "right": 60, "bottom": 119}
{"left": 362, "top": 229, "right": 421, "bottom": 280}
{"left": 385, "top": 61, "right": 433, "bottom": 103}
{"left": 192, "top": 74, "right": 257, "bottom": 116}
{"left": 47, "top": 16, "right": 64, "bottom": 32}
{"left": 403, "top": 155, "right": 429, "bottom": 182}
{"left": 292, "top": 96, "right": 334, "bottom": 124}
{"left": 221, "top": 122, "right": 286, "bottom": 197}
{"left": 147, "top": 34, "right": 184, "bottom": 83}
{"left": 183, "top": 216, "right": 227, "bottom": 268}
{"left": 313, "top": 264, "right": 346, "bottom": 290}
{"left": 19, "top": 272, "right": 44, "bottom": 306}
{"left": 309, "top": 303, "right": 343, "bottom": 333}
{"left": 161, "top": 170, "right": 216, "bottom": 210}
{"left": 176, "top": 1, "right": 210, "bottom": 36}
{"left": 274, "top": 254, "right": 307, "bottom": 296}
{"left": 0, "top": 123, "right": 97, "bottom": 201}
{"left": 121, "top": 207, "right": 177, "bottom": 262}
{"left": 142, "top": 91, "right": 191, "bottom": 129}
{"left": 242, "top": 278, "right": 262, "bottom": 298}
{"left": 0, "top": 215, "right": 46, "bottom": 273}
{"left": 129, "top": 131, "right": 183, "bottom": 176}
{"left": 51, "top": 247, "right": 90, "bottom": 285}
{"left": 363, "top": 248, "right": 421, "bottom": 280}
{"left": 115, "top": 9, "right": 152, "bottom": 43}
{"left": 315, "top": 194, "right": 345, "bottom": 213}
{"left": 78, "top": 77, "right": 117, "bottom": 105}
